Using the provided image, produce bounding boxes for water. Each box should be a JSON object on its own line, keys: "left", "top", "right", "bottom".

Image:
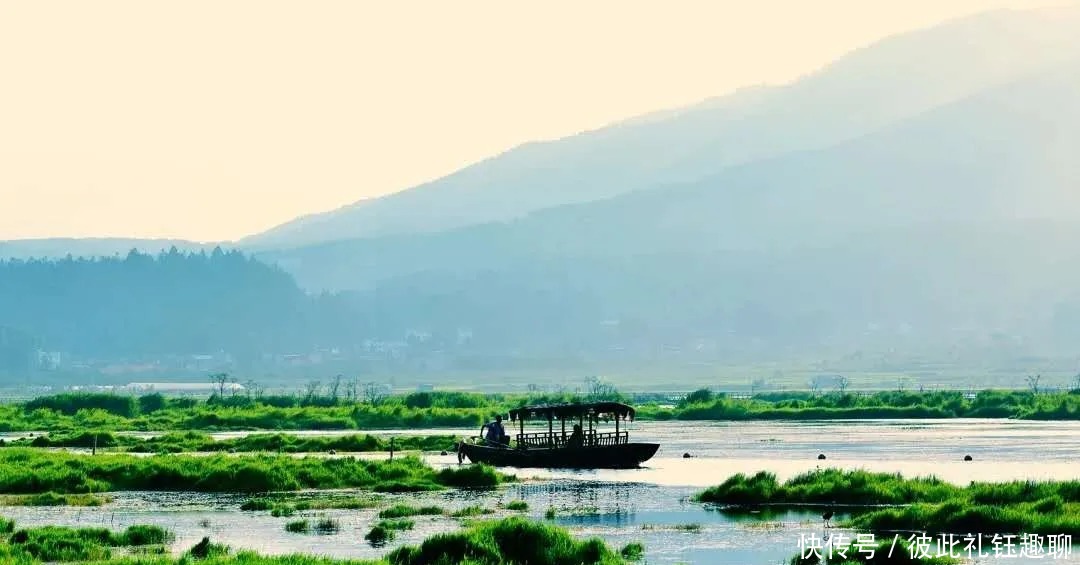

{"left": 4, "top": 419, "right": 1079, "bottom": 564}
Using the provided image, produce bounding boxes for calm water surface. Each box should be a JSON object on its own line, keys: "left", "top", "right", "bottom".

{"left": 4, "top": 419, "right": 1078, "bottom": 564}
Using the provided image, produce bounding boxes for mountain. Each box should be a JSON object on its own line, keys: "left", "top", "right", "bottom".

{"left": 253, "top": 57, "right": 1080, "bottom": 366}
{"left": 0, "top": 238, "right": 215, "bottom": 260}
{"left": 244, "top": 7, "right": 1080, "bottom": 250}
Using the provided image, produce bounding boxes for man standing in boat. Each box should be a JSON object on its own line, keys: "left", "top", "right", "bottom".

{"left": 481, "top": 414, "right": 507, "bottom": 447}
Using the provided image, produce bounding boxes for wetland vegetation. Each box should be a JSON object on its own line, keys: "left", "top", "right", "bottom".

{"left": 697, "top": 469, "right": 1080, "bottom": 536}
{"left": 3, "top": 389, "right": 1080, "bottom": 441}
{"left": 0, "top": 517, "right": 635, "bottom": 564}
{"left": 0, "top": 449, "right": 506, "bottom": 495}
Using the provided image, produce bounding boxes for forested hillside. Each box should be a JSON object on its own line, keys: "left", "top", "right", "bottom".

{"left": 0, "top": 249, "right": 355, "bottom": 371}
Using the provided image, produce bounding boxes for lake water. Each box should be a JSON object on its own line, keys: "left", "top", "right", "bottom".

{"left": 4, "top": 419, "right": 1078, "bottom": 564}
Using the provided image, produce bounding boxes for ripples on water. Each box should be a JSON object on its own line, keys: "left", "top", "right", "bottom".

{"left": 3, "top": 419, "right": 1079, "bottom": 564}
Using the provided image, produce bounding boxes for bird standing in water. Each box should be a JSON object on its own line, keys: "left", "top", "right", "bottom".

{"left": 822, "top": 508, "right": 835, "bottom": 528}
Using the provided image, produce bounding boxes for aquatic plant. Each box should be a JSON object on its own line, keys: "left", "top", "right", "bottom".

{"left": 450, "top": 505, "right": 494, "bottom": 518}
{"left": 379, "top": 504, "right": 445, "bottom": 519}
{"left": 505, "top": 500, "right": 528, "bottom": 511}
{"left": 6, "top": 524, "right": 172, "bottom": 562}
{"left": 698, "top": 469, "right": 1080, "bottom": 536}
{"left": 314, "top": 517, "right": 341, "bottom": 535}
{"left": 620, "top": 542, "right": 644, "bottom": 561}
{"left": 0, "top": 449, "right": 508, "bottom": 495}
{"left": 387, "top": 516, "right": 625, "bottom": 565}
{"left": 285, "top": 520, "right": 310, "bottom": 534}
{"left": 695, "top": 469, "right": 959, "bottom": 506}
{"left": 0, "top": 492, "right": 111, "bottom": 507}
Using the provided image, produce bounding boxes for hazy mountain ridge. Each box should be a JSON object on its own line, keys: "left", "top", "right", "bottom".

{"left": 247, "top": 56, "right": 1080, "bottom": 365}
{"left": 244, "top": 7, "right": 1080, "bottom": 250}
{"left": 261, "top": 57, "right": 1080, "bottom": 292}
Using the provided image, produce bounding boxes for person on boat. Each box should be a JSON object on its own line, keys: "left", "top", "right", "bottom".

{"left": 481, "top": 415, "right": 507, "bottom": 447}
{"left": 566, "top": 424, "right": 584, "bottom": 448}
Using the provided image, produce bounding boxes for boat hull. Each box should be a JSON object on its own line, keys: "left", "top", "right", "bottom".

{"left": 458, "top": 442, "right": 659, "bottom": 469}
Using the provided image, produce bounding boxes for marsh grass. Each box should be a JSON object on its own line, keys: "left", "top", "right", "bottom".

{"left": 505, "top": 500, "right": 529, "bottom": 511}
{"left": 0, "top": 450, "right": 505, "bottom": 495}
{"left": 313, "top": 517, "right": 341, "bottom": 535}
{"left": 6, "top": 524, "right": 173, "bottom": 562}
{"left": 387, "top": 516, "right": 625, "bottom": 565}
{"left": 697, "top": 469, "right": 1080, "bottom": 536}
{"left": 450, "top": 505, "right": 494, "bottom": 518}
{"left": 0, "top": 492, "right": 111, "bottom": 507}
{"left": 285, "top": 520, "right": 310, "bottom": 534}
{"left": 378, "top": 504, "right": 445, "bottom": 519}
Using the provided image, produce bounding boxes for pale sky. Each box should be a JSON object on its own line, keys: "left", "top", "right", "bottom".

{"left": 0, "top": 1, "right": 1070, "bottom": 242}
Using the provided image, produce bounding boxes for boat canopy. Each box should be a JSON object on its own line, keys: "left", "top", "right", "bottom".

{"left": 508, "top": 402, "right": 635, "bottom": 422}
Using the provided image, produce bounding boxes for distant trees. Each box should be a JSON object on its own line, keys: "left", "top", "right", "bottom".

{"left": 209, "top": 373, "right": 234, "bottom": 397}
{"left": 0, "top": 248, "right": 357, "bottom": 364}
{"left": 1026, "top": 374, "right": 1042, "bottom": 395}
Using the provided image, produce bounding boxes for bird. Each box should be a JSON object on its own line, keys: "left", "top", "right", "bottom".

{"left": 822, "top": 508, "right": 835, "bottom": 529}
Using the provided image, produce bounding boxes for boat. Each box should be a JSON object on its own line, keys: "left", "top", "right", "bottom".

{"left": 457, "top": 401, "right": 659, "bottom": 469}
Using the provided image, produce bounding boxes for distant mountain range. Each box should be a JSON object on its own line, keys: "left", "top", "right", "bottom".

{"left": 6, "top": 7, "right": 1080, "bottom": 375}
{"left": 243, "top": 7, "right": 1080, "bottom": 251}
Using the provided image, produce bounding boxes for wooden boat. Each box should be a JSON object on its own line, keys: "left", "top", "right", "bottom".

{"left": 457, "top": 402, "right": 659, "bottom": 469}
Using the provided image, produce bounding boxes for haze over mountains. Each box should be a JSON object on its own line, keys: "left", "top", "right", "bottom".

{"left": 4, "top": 7, "right": 1080, "bottom": 383}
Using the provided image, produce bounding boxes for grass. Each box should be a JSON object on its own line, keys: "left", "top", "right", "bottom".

{"left": 18, "top": 430, "right": 459, "bottom": 455}
{"left": 285, "top": 520, "right": 310, "bottom": 534}
{"left": 505, "top": 500, "right": 528, "bottom": 511}
{"left": 387, "top": 516, "right": 626, "bottom": 565}
{"left": 696, "top": 469, "right": 1080, "bottom": 536}
{"left": 0, "top": 517, "right": 632, "bottom": 564}
{"left": 450, "top": 505, "right": 494, "bottom": 518}
{"left": 620, "top": 542, "right": 644, "bottom": 561}
{"left": 6, "top": 524, "right": 173, "bottom": 561}
{"left": 313, "top": 517, "right": 341, "bottom": 535}
{"left": 364, "top": 519, "right": 415, "bottom": 547}
{"left": 694, "top": 469, "right": 959, "bottom": 506}
{"left": 0, "top": 492, "right": 112, "bottom": 507}
{"left": 242, "top": 494, "right": 381, "bottom": 516}
{"left": 0, "top": 449, "right": 506, "bottom": 494}
{"left": 378, "top": 504, "right": 445, "bottom": 519}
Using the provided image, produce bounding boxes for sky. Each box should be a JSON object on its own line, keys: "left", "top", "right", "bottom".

{"left": 0, "top": 1, "right": 1071, "bottom": 243}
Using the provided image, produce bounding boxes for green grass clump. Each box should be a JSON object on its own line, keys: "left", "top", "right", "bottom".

{"left": 544, "top": 507, "right": 556, "bottom": 520}
{"left": 314, "top": 517, "right": 341, "bottom": 535}
{"left": 387, "top": 516, "right": 625, "bottom": 565}
{"left": 451, "top": 505, "right": 494, "bottom": 518}
{"left": 378, "top": 519, "right": 415, "bottom": 531}
{"left": 698, "top": 469, "right": 1080, "bottom": 537}
{"left": 434, "top": 464, "right": 506, "bottom": 488}
{"left": 6, "top": 524, "right": 173, "bottom": 562}
{"left": 695, "top": 469, "right": 959, "bottom": 506}
{"left": 364, "top": 524, "right": 393, "bottom": 547}
{"left": 285, "top": 520, "right": 310, "bottom": 534}
{"left": 505, "top": 500, "right": 528, "bottom": 511}
{"left": 379, "top": 504, "right": 445, "bottom": 519}
{"left": 365, "top": 518, "right": 416, "bottom": 546}
{"left": 0, "top": 492, "right": 111, "bottom": 507}
{"left": 620, "top": 542, "right": 644, "bottom": 561}
{"left": 0, "top": 449, "right": 505, "bottom": 495}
